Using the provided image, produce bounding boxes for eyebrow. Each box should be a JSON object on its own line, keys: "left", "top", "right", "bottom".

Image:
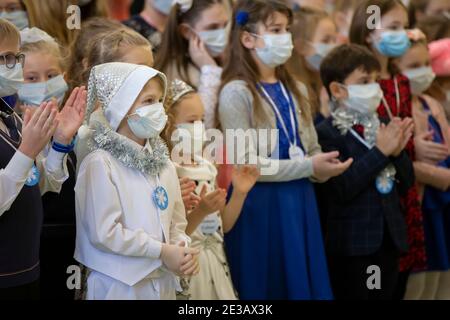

{"left": 267, "top": 23, "right": 284, "bottom": 28}
{"left": 356, "top": 75, "right": 371, "bottom": 81}
{"left": 141, "top": 93, "right": 156, "bottom": 100}
{"left": 203, "top": 22, "right": 226, "bottom": 30}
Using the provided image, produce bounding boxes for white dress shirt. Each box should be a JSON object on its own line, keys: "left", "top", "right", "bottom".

{"left": 0, "top": 128, "right": 69, "bottom": 217}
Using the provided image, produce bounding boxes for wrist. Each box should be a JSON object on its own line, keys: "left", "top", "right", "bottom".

{"left": 312, "top": 157, "right": 319, "bottom": 176}
{"left": 195, "top": 206, "right": 210, "bottom": 218}
{"left": 200, "top": 59, "right": 216, "bottom": 68}
{"left": 160, "top": 243, "right": 168, "bottom": 259}
{"left": 376, "top": 144, "right": 390, "bottom": 157}
{"left": 232, "top": 189, "right": 248, "bottom": 198}
{"left": 18, "top": 144, "right": 38, "bottom": 159}
{"left": 52, "top": 137, "right": 76, "bottom": 154}
{"left": 53, "top": 136, "right": 72, "bottom": 145}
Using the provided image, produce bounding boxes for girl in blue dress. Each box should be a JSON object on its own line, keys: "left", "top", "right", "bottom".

{"left": 396, "top": 39, "right": 450, "bottom": 299}
{"left": 218, "top": 0, "right": 352, "bottom": 300}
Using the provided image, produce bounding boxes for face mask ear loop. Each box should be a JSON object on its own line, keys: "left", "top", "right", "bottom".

{"left": 329, "top": 96, "right": 340, "bottom": 112}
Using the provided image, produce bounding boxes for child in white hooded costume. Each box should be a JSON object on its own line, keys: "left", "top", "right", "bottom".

{"left": 74, "top": 62, "right": 199, "bottom": 300}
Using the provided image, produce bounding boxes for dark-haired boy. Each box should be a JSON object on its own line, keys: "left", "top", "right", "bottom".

{"left": 316, "top": 44, "right": 414, "bottom": 300}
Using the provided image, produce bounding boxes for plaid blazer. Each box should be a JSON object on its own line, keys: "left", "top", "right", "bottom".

{"left": 316, "top": 118, "right": 412, "bottom": 256}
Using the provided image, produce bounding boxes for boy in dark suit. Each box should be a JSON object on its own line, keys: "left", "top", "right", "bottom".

{"left": 316, "top": 44, "right": 415, "bottom": 300}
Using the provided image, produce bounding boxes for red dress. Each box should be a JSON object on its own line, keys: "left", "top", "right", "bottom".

{"left": 377, "top": 74, "right": 427, "bottom": 272}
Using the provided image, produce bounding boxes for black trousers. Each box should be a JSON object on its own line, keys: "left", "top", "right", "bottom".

{"left": 328, "top": 231, "right": 400, "bottom": 300}
{"left": 0, "top": 280, "right": 40, "bottom": 300}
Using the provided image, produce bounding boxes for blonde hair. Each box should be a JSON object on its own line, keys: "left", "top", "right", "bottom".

{"left": 81, "top": 27, "right": 152, "bottom": 86}
{"left": 21, "top": 39, "right": 65, "bottom": 71}
{"left": 333, "top": 0, "right": 360, "bottom": 13}
{"left": 0, "top": 19, "right": 21, "bottom": 47}
{"left": 163, "top": 90, "right": 197, "bottom": 152}
{"left": 23, "top": 0, "right": 78, "bottom": 50}
{"left": 66, "top": 17, "right": 125, "bottom": 92}
{"left": 286, "top": 8, "right": 331, "bottom": 116}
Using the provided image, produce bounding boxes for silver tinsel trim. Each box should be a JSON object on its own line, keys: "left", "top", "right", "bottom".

{"left": 331, "top": 107, "right": 380, "bottom": 147}
{"left": 87, "top": 120, "right": 169, "bottom": 177}
{"left": 331, "top": 107, "right": 396, "bottom": 185}
{"left": 166, "top": 79, "right": 195, "bottom": 109}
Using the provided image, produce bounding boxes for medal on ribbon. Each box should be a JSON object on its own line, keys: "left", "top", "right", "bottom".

{"left": 153, "top": 186, "right": 169, "bottom": 210}
{"left": 25, "top": 164, "right": 40, "bottom": 187}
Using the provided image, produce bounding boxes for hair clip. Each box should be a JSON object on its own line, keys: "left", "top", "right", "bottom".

{"left": 236, "top": 10, "right": 249, "bottom": 26}
{"left": 174, "top": 0, "right": 193, "bottom": 14}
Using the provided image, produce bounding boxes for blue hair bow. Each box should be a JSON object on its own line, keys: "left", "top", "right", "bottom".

{"left": 236, "top": 10, "right": 249, "bottom": 26}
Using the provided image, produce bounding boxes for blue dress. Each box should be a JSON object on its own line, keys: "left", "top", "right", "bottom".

{"left": 420, "top": 98, "right": 450, "bottom": 271}
{"left": 225, "top": 82, "right": 333, "bottom": 300}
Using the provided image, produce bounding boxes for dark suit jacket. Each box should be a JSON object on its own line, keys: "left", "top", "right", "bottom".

{"left": 316, "top": 117, "right": 413, "bottom": 256}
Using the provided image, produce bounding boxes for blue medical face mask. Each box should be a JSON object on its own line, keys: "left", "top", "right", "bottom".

{"left": 340, "top": 83, "right": 384, "bottom": 115}
{"left": 152, "top": 0, "right": 172, "bottom": 15}
{"left": 127, "top": 102, "right": 168, "bottom": 139}
{"left": 253, "top": 32, "right": 294, "bottom": 68}
{"left": 18, "top": 75, "right": 68, "bottom": 106}
{"left": 196, "top": 26, "right": 230, "bottom": 57}
{"left": 372, "top": 29, "right": 411, "bottom": 58}
{"left": 306, "top": 42, "right": 337, "bottom": 71}
{"left": 0, "top": 10, "right": 29, "bottom": 30}
{"left": 0, "top": 63, "right": 24, "bottom": 97}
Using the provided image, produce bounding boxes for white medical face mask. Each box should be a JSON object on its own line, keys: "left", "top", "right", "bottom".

{"left": 306, "top": 42, "right": 337, "bottom": 71}
{"left": 341, "top": 83, "right": 383, "bottom": 115}
{"left": 253, "top": 33, "right": 294, "bottom": 68}
{"left": 197, "top": 26, "right": 230, "bottom": 57}
{"left": 152, "top": 0, "right": 173, "bottom": 15}
{"left": 18, "top": 75, "right": 68, "bottom": 106}
{"left": 0, "top": 64, "right": 24, "bottom": 97}
{"left": 403, "top": 66, "right": 436, "bottom": 95}
{"left": 173, "top": 120, "right": 206, "bottom": 156}
{"left": 0, "top": 10, "right": 29, "bottom": 30}
{"left": 127, "top": 102, "right": 168, "bottom": 139}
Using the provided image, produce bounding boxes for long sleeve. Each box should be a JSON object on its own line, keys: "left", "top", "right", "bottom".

{"left": 322, "top": 141, "right": 391, "bottom": 203}
{"left": 75, "top": 154, "right": 163, "bottom": 259}
{"left": 198, "top": 65, "right": 223, "bottom": 129}
{"left": 36, "top": 145, "right": 69, "bottom": 195}
{"left": 0, "top": 150, "right": 34, "bottom": 217}
{"left": 218, "top": 81, "right": 314, "bottom": 182}
{"left": 0, "top": 141, "right": 68, "bottom": 216}
{"left": 168, "top": 164, "right": 191, "bottom": 246}
{"left": 390, "top": 151, "right": 415, "bottom": 196}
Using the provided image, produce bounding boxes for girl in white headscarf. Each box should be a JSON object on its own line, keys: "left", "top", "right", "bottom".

{"left": 74, "top": 62, "right": 199, "bottom": 300}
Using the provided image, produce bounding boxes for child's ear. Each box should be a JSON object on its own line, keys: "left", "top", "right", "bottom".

{"left": 82, "top": 58, "right": 88, "bottom": 70}
{"left": 179, "top": 23, "right": 193, "bottom": 41}
{"left": 241, "top": 31, "right": 256, "bottom": 50}
{"left": 365, "top": 30, "right": 376, "bottom": 46}
{"left": 329, "top": 81, "right": 346, "bottom": 100}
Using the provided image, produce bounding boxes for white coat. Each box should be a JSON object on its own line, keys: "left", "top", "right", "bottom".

{"left": 74, "top": 148, "right": 190, "bottom": 300}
